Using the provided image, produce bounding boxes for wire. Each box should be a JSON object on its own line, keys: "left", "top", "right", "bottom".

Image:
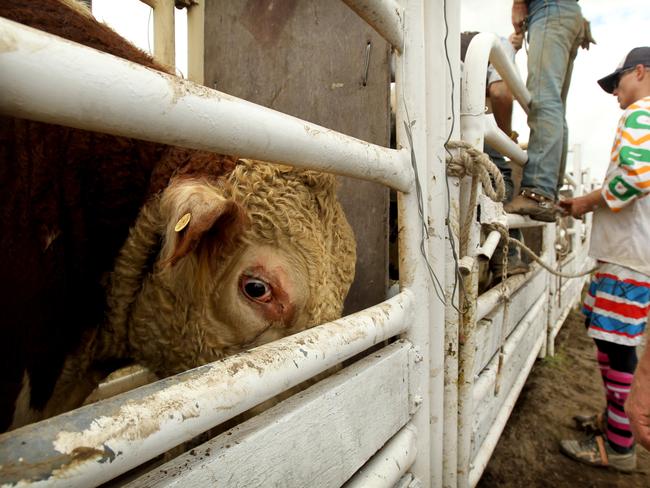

{"left": 403, "top": 121, "right": 447, "bottom": 305}
{"left": 147, "top": 7, "right": 152, "bottom": 54}
{"left": 442, "top": 0, "right": 464, "bottom": 312}
{"left": 392, "top": 6, "right": 460, "bottom": 313}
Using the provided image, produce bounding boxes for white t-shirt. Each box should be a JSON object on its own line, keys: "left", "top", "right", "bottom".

{"left": 589, "top": 96, "right": 650, "bottom": 275}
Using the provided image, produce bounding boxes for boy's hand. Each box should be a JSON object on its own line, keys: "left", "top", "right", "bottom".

{"left": 559, "top": 190, "right": 605, "bottom": 218}
{"left": 509, "top": 32, "right": 524, "bottom": 51}
{"left": 558, "top": 198, "right": 578, "bottom": 218}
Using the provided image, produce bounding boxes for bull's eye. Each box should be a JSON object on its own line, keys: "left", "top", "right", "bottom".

{"left": 241, "top": 277, "right": 272, "bottom": 302}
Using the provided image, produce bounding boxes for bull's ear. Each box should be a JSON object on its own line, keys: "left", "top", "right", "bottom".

{"left": 159, "top": 178, "right": 249, "bottom": 267}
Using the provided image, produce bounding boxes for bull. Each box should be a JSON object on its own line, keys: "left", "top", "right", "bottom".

{"left": 0, "top": 0, "right": 356, "bottom": 430}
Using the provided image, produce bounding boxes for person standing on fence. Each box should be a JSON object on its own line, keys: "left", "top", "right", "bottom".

{"left": 504, "top": 0, "right": 592, "bottom": 222}
{"left": 558, "top": 47, "right": 650, "bottom": 471}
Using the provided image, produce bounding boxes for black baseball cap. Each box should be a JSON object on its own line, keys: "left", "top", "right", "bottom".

{"left": 598, "top": 47, "right": 650, "bottom": 94}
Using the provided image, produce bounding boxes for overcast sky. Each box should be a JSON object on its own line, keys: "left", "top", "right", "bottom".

{"left": 93, "top": 0, "right": 650, "bottom": 181}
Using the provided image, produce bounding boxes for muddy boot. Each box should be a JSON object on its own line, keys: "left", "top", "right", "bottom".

{"left": 504, "top": 189, "right": 558, "bottom": 222}
{"left": 560, "top": 435, "right": 637, "bottom": 472}
{"left": 573, "top": 410, "right": 606, "bottom": 435}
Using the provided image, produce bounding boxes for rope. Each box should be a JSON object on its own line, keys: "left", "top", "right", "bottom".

{"left": 487, "top": 223, "right": 597, "bottom": 279}
{"left": 445, "top": 139, "right": 596, "bottom": 280}
{"left": 446, "top": 140, "right": 506, "bottom": 255}
{"left": 445, "top": 140, "right": 506, "bottom": 203}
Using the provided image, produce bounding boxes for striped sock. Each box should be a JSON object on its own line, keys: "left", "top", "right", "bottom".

{"left": 605, "top": 368, "right": 635, "bottom": 453}
{"left": 597, "top": 350, "right": 610, "bottom": 391}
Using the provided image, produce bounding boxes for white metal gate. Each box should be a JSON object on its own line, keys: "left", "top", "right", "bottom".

{"left": 0, "top": 1, "right": 594, "bottom": 487}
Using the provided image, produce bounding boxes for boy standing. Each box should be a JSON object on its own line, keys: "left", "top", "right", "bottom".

{"left": 559, "top": 47, "right": 650, "bottom": 471}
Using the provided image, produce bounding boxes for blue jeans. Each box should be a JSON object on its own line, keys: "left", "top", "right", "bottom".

{"left": 521, "top": 0, "right": 583, "bottom": 199}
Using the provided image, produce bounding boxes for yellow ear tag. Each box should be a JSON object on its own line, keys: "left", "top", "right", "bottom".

{"left": 174, "top": 212, "right": 192, "bottom": 232}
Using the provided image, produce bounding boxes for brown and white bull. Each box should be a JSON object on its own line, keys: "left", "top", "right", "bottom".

{"left": 0, "top": 0, "right": 356, "bottom": 430}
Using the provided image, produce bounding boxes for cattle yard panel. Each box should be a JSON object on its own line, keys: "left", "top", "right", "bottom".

{"left": 0, "top": 0, "right": 441, "bottom": 486}
{"left": 456, "top": 34, "right": 594, "bottom": 487}
{"left": 126, "top": 341, "right": 415, "bottom": 488}
{"left": 0, "top": 1, "right": 597, "bottom": 486}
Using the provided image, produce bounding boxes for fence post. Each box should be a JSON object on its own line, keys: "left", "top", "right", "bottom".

{"left": 456, "top": 35, "right": 486, "bottom": 488}
{"left": 186, "top": 0, "right": 204, "bottom": 84}
{"left": 395, "top": 0, "right": 433, "bottom": 484}
{"left": 423, "top": 0, "right": 461, "bottom": 486}
{"left": 139, "top": 0, "right": 176, "bottom": 68}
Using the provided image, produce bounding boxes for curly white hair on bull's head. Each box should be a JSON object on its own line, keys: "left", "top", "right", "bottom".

{"left": 99, "top": 159, "right": 356, "bottom": 379}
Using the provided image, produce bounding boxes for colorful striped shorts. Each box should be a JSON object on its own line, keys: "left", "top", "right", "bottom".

{"left": 583, "top": 262, "right": 650, "bottom": 346}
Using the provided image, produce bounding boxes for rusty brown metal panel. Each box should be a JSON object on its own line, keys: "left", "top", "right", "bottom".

{"left": 204, "top": 0, "right": 391, "bottom": 313}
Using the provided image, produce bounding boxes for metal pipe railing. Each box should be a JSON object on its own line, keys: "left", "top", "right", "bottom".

{"left": 440, "top": 2, "right": 462, "bottom": 485}
{"left": 477, "top": 230, "right": 502, "bottom": 260}
{"left": 137, "top": 0, "right": 205, "bottom": 83}
{"left": 186, "top": 0, "right": 204, "bottom": 84}
{"left": 341, "top": 0, "right": 404, "bottom": 52}
{"left": 394, "top": 0, "right": 436, "bottom": 483}
{"left": 481, "top": 34, "right": 530, "bottom": 115}
{"left": 0, "top": 292, "right": 414, "bottom": 487}
{"left": 344, "top": 424, "right": 417, "bottom": 488}
{"left": 564, "top": 171, "right": 578, "bottom": 189}
{"left": 506, "top": 213, "right": 548, "bottom": 229}
{"left": 138, "top": 0, "right": 176, "bottom": 68}
{"left": 0, "top": 18, "right": 413, "bottom": 193}
{"left": 483, "top": 113, "right": 527, "bottom": 166}
{"left": 461, "top": 32, "right": 531, "bottom": 154}
{"left": 424, "top": 1, "right": 457, "bottom": 486}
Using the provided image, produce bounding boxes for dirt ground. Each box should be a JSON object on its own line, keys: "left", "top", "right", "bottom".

{"left": 477, "top": 309, "right": 650, "bottom": 487}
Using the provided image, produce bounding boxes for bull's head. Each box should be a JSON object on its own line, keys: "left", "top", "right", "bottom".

{"left": 106, "top": 159, "right": 356, "bottom": 377}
